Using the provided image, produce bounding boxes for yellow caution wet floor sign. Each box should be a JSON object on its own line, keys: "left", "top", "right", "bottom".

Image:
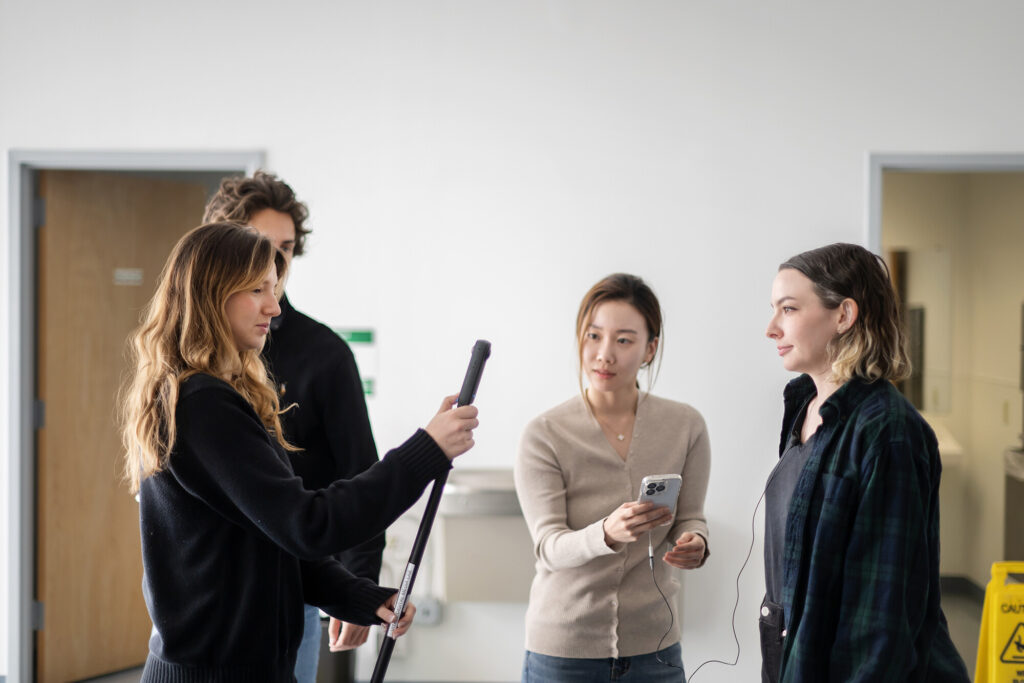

{"left": 1002, "top": 623, "right": 1024, "bottom": 664}
{"left": 977, "top": 562, "right": 1024, "bottom": 682}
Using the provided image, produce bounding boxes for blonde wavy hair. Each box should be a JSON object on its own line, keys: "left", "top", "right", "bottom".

{"left": 120, "top": 222, "right": 293, "bottom": 493}
{"left": 780, "top": 243, "right": 911, "bottom": 385}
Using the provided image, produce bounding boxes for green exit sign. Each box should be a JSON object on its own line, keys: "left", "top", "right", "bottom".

{"left": 335, "top": 329, "right": 374, "bottom": 344}
{"left": 333, "top": 328, "right": 376, "bottom": 396}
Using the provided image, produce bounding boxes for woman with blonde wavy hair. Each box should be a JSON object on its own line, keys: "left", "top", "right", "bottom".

{"left": 762, "top": 243, "right": 968, "bottom": 682}
{"left": 121, "top": 222, "right": 478, "bottom": 682}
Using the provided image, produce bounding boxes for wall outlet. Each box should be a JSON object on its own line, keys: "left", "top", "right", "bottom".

{"left": 416, "top": 596, "right": 443, "bottom": 626}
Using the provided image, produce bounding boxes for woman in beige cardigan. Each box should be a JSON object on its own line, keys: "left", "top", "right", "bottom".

{"left": 514, "top": 273, "right": 711, "bottom": 682}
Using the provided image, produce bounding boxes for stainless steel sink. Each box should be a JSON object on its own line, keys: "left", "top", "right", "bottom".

{"left": 439, "top": 468, "right": 522, "bottom": 516}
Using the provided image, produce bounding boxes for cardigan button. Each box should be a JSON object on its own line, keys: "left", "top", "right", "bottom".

{"left": 761, "top": 606, "right": 770, "bottom": 617}
{"left": 781, "top": 629, "right": 788, "bottom": 637}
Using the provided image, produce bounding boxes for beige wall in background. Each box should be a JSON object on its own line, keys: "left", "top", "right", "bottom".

{"left": 963, "top": 173, "right": 1024, "bottom": 586}
{"left": 882, "top": 172, "right": 965, "bottom": 418}
{"left": 882, "top": 171, "right": 1024, "bottom": 587}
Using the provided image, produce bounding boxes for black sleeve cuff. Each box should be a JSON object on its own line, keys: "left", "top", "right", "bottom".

{"left": 388, "top": 428, "right": 451, "bottom": 483}
{"left": 325, "top": 582, "right": 396, "bottom": 626}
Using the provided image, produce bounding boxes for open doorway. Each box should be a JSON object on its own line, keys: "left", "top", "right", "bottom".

{"left": 7, "top": 151, "right": 263, "bottom": 682}
{"left": 870, "top": 153, "right": 1024, "bottom": 675}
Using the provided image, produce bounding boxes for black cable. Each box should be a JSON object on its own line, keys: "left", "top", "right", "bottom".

{"left": 650, "top": 536, "right": 684, "bottom": 672}
{"left": 651, "top": 473, "right": 777, "bottom": 681}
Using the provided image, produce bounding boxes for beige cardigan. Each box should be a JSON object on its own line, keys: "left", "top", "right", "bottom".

{"left": 513, "top": 393, "right": 711, "bottom": 659}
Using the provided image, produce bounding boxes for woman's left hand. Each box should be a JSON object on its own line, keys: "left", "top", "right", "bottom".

{"left": 376, "top": 594, "right": 416, "bottom": 638}
{"left": 663, "top": 531, "right": 706, "bottom": 569}
{"left": 328, "top": 618, "right": 371, "bottom": 651}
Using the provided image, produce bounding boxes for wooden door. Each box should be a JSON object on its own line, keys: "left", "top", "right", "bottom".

{"left": 36, "top": 171, "right": 208, "bottom": 682}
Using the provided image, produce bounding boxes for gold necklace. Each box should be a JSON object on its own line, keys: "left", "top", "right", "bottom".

{"left": 599, "top": 424, "right": 624, "bottom": 440}
{"left": 601, "top": 413, "right": 633, "bottom": 440}
{"left": 587, "top": 393, "right": 637, "bottom": 441}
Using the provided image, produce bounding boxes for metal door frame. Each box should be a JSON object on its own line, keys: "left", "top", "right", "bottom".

{"left": 6, "top": 150, "right": 264, "bottom": 682}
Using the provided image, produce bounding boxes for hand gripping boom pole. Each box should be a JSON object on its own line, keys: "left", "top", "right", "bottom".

{"left": 370, "top": 340, "right": 491, "bottom": 683}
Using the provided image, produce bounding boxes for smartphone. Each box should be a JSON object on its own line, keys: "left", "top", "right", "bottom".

{"left": 637, "top": 474, "right": 682, "bottom": 520}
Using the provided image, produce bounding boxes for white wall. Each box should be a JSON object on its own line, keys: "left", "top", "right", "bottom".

{"left": 4, "top": 1, "right": 1024, "bottom": 680}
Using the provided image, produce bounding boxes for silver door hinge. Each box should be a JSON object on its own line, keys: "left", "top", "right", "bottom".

{"left": 34, "top": 399, "right": 45, "bottom": 430}
{"left": 33, "top": 197, "right": 45, "bottom": 229}
{"left": 32, "top": 600, "right": 44, "bottom": 630}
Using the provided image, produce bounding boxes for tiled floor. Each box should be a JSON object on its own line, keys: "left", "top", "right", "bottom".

{"left": 81, "top": 592, "right": 985, "bottom": 682}
{"left": 943, "top": 589, "right": 983, "bottom": 679}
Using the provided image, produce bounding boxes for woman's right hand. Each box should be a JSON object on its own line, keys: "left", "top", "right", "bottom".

{"left": 603, "top": 502, "right": 673, "bottom": 546}
{"left": 425, "top": 394, "right": 480, "bottom": 460}
{"left": 376, "top": 594, "right": 416, "bottom": 638}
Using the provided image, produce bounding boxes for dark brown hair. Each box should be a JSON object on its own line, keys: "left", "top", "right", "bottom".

{"left": 780, "top": 243, "right": 910, "bottom": 383}
{"left": 575, "top": 273, "right": 664, "bottom": 392}
{"left": 203, "top": 171, "right": 311, "bottom": 255}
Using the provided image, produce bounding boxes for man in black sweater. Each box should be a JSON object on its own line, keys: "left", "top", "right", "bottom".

{"left": 204, "top": 172, "right": 380, "bottom": 681}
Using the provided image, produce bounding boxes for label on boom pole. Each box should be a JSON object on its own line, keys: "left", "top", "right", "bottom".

{"left": 386, "top": 563, "right": 417, "bottom": 639}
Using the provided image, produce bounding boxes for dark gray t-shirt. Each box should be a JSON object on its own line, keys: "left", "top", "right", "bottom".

{"left": 764, "top": 424, "right": 815, "bottom": 604}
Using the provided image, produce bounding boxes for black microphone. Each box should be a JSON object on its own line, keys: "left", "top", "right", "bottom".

{"left": 457, "top": 340, "right": 491, "bottom": 407}
{"left": 371, "top": 340, "right": 491, "bottom": 682}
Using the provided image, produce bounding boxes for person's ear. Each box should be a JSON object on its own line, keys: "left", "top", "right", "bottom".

{"left": 837, "top": 298, "right": 859, "bottom": 334}
{"left": 643, "top": 337, "right": 659, "bottom": 367}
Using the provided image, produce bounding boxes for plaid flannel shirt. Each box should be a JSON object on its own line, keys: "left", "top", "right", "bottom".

{"left": 777, "top": 374, "right": 969, "bottom": 682}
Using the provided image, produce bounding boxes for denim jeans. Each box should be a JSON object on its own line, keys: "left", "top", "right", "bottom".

{"left": 522, "top": 643, "right": 685, "bottom": 682}
{"left": 293, "top": 604, "right": 321, "bottom": 683}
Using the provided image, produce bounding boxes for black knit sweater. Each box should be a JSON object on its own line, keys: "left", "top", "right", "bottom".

{"left": 138, "top": 373, "right": 450, "bottom": 682}
{"left": 263, "top": 295, "right": 384, "bottom": 580}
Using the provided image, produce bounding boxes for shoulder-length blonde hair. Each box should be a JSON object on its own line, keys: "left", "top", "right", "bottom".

{"left": 780, "top": 243, "right": 911, "bottom": 385}
{"left": 120, "top": 221, "right": 293, "bottom": 493}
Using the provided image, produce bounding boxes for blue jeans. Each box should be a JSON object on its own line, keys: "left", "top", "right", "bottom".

{"left": 522, "top": 643, "right": 685, "bottom": 682}
{"left": 293, "top": 604, "right": 321, "bottom": 683}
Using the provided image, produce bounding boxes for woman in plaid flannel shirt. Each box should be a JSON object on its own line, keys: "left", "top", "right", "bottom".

{"left": 762, "top": 243, "right": 969, "bottom": 682}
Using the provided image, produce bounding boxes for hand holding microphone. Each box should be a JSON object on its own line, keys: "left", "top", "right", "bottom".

{"left": 425, "top": 395, "right": 479, "bottom": 460}
{"left": 424, "top": 339, "right": 489, "bottom": 460}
